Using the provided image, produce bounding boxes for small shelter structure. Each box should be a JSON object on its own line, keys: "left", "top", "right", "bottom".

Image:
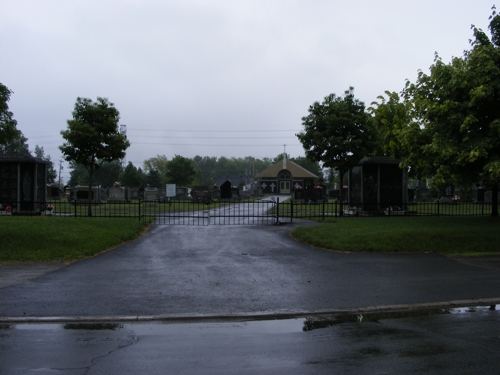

{"left": 255, "top": 155, "right": 319, "bottom": 195}
{"left": 0, "top": 154, "right": 49, "bottom": 214}
{"left": 348, "top": 156, "right": 408, "bottom": 213}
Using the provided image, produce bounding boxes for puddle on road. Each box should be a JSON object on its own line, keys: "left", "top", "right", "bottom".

{"left": 4, "top": 318, "right": 306, "bottom": 334}
{"left": 64, "top": 323, "right": 124, "bottom": 330}
{"left": 303, "top": 305, "right": 497, "bottom": 331}
{"left": 3, "top": 305, "right": 496, "bottom": 333}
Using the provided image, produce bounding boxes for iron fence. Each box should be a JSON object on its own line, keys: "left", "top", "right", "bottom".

{"left": 0, "top": 199, "right": 498, "bottom": 223}
{"left": 0, "top": 199, "right": 142, "bottom": 218}
{"left": 278, "top": 200, "right": 498, "bottom": 221}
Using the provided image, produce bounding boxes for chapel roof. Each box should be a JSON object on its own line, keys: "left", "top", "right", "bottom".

{"left": 255, "top": 159, "right": 318, "bottom": 179}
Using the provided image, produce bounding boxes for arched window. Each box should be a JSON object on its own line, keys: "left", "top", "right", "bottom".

{"left": 278, "top": 170, "right": 292, "bottom": 179}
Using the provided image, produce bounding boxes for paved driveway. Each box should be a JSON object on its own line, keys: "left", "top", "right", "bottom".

{"left": 1, "top": 223, "right": 499, "bottom": 319}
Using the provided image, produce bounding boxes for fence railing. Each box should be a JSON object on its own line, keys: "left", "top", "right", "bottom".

{"left": 0, "top": 199, "right": 498, "bottom": 221}
{"left": 273, "top": 200, "right": 498, "bottom": 221}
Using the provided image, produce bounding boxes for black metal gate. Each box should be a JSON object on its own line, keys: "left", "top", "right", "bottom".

{"left": 141, "top": 198, "right": 280, "bottom": 225}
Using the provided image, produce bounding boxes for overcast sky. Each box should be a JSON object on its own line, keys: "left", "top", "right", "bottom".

{"left": 1, "top": 0, "right": 494, "bottom": 182}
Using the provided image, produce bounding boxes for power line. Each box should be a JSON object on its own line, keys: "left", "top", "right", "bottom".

{"left": 129, "top": 136, "right": 297, "bottom": 139}
{"left": 128, "top": 129, "right": 300, "bottom": 133}
{"left": 132, "top": 142, "right": 302, "bottom": 147}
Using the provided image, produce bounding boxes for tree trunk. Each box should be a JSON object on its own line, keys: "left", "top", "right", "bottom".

{"left": 87, "top": 168, "right": 93, "bottom": 217}
{"left": 491, "top": 182, "right": 499, "bottom": 217}
{"left": 338, "top": 170, "right": 345, "bottom": 217}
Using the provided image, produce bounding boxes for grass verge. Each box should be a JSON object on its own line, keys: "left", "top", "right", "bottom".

{"left": 0, "top": 217, "right": 152, "bottom": 262}
{"left": 290, "top": 217, "right": 500, "bottom": 257}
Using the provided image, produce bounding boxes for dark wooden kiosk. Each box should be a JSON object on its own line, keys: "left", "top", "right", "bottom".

{"left": 348, "top": 156, "right": 408, "bottom": 214}
{"left": 0, "top": 155, "right": 49, "bottom": 215}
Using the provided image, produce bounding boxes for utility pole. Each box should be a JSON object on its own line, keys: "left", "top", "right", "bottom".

{"left": 58, "top": 160, "right": 63, "bottom": 187}
{"left": 120, "top": 125, "right": 127, "bottom": 168}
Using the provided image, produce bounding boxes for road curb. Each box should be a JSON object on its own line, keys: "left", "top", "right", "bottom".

{"left": 1, "top": 298, "right": 499, "bottom": 324}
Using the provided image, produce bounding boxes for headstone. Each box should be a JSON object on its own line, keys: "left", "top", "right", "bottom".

{"left": 108, "top": 186, "right": 126, "bottom": 202}
{"left": 328, "top": 190, "right": 339, "bottom": 199}
{"left": 46, "top": 185, "right": 61, "bottom": 200}
{"left": 294, "top": 185, "right": 304, "bottom": 200}
{"left": 174, "top": 187, "right": 190, "bottom": 200}
{"left": 210, "top": 188, "right": 219, "bottom": 200}
{"left": 191, "top": 186, "right": 211, "bottom": 202}
{"left": 220, "top": 180, "right": 232, "bottom": 199}
{"left": 128, "top": 188, "right": 139, "bottom": 200}
{"left": 72, "top": 186, "right": 103, "bottom": 203}
{"left": 144, "top": 187, "right": 158, "bottom": 203}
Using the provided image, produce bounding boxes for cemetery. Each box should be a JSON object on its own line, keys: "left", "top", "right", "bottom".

{"left": 0, "top": 151, "right": 497, "bottom": 221}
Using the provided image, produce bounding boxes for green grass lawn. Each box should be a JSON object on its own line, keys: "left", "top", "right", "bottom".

{"left": 0, "top": 217, "right": 151, "bottom": 263}
{"left": 290, "top": 217, "right": 500, "bottom": 257}
{"left": 2, "top": 215, "right": 498, "bottom": 263}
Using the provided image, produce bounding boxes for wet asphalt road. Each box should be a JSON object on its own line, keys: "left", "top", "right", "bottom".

{"left": 1, "top": 222, "right": 500, "bottom": 318}
{"left": 1, "top": 308, "right": 499, "bottom": 375}
{"left": 2, "top": 217, "right": 500, "bottom": 374}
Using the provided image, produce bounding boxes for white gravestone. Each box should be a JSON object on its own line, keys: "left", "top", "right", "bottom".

{"left": 108, "top": 187, "right": 126, "bottom": 202}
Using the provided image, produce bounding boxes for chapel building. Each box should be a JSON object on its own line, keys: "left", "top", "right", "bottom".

{"left": 255, "top": 155, "right": 318, "bottom": 195}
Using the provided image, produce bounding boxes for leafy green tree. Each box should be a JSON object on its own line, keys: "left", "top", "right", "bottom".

{"left": 297, "top": 87, "right": 379, "bottom": 213}
{"left": 404, "top": 8, "right": 500, "bottom": 215}
{"left": 0, "top": 83, "right": 29, "bottom": 155}
{"left": 0, "top": 83, "right": 20, "bottom": 148}
{"left": 60, "top": 97, "right": 130, "bottom": 216}
{"left": 192, "top": 155, "right": 218, "bottom": 185}
{"left": 67, "top": 162, "right": 88, "bottom": 186}
{"left": 166, "top": 155, "right": 196, "bottom": 187}
{"left": 143, "top": 155, "right": 169, "bottom": 185}
{"left": 0, "top": 131, "right": 29, "bottom": 155}
{"left": 368, "top": 92, "right": 413, "bottom": 160}
{"left": 34, "top": 145, "right": 57, "bottom": 184}
{"left": 120, "top": 161, "right": 144, "bottom": 188}
{"left": 146, "top": 168, "right": 162, "bottom": 188}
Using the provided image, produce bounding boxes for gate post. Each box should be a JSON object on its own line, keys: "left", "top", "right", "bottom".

{"left": 276, "top": 197, "right": 280, "bottom": 224}
{"left": 138, "top": 199, "right": 141, "bottom": 222}
{"left": 291, "top": 199, "right": 293, "bottom": 223}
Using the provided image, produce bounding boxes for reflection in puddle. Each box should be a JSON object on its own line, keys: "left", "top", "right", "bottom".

{"left": 445, "top": 305, "right": 496, "bottom": 314}
{"left": 303, "top": 305, "right": 497, "bottom": 332}
{"left": 64, "top": 323, "right": 124, "bottom": 330}
{"left": 125, "top": 318, "right": 306, "bottom": 336}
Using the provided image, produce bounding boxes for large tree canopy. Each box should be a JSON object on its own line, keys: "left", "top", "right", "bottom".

{"left": 60, "top": 97, "right": 130, "bottom": 215}
{"left": 0, "top": 83, "right": 29, "bottom": 155}
{"left": 143, "top": 155, "right": 169, "bottom": 185}
{"left": 297, "top": 88, "right": 379, "bottom": 210}
{"left": 120, "top": 161, "right": 144, "bottom": 188}
{"left": 0, "top": 83, "right": 19, "bottom": 146}
{"left": 166, "top": 155, "right": 196, "bottom": 187}
{"left": 404, "top": 8, "right": 500, "bottom": 215}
